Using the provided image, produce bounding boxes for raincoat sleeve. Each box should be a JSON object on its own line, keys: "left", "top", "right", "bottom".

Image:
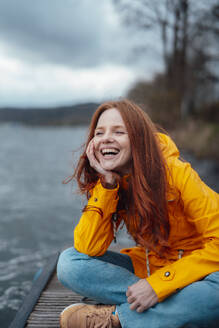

{"left": 74, "top": 179, "right": 119, "bottom": 256}
{"left": 147, "top": 158, "right": 219, "bottom": 301}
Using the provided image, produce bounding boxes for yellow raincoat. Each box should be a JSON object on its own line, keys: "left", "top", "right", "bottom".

{"left": 74, "top": 133, "right": 219, "bottom": 302}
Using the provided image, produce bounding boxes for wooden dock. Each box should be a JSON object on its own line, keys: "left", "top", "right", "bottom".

{"left": 26, "top": 269, "right": 84, "bottom": 327}
{"left": 9, "top": 244, "right": 123, "bottom": 328}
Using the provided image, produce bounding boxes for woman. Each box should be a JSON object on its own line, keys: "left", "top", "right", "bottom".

{"left": 57, "top": 99, "right": 219, "bottom": 328}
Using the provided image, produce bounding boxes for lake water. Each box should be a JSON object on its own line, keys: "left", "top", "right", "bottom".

{"left": 0, "top": 124, "right": 218, "bottom": 327}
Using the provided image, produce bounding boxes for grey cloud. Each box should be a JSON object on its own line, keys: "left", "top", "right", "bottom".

{"left": 0, "top": 0, "right": 130, "bottom": 68}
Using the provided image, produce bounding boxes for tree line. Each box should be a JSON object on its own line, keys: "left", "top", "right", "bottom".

{"left": 114, "top": 0, "right": 219, "bottom": 126}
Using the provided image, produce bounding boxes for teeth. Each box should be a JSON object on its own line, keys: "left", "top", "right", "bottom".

{"left": 101, "top": 148, "right": 119, "bottom": 155}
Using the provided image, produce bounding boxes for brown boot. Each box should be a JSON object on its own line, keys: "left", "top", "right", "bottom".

{"left": 60, "top": 303, "right": 121, "bottom": 328}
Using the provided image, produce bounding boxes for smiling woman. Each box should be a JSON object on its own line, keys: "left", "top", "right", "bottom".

{"left": 57, "top": 99, "right": 219, "bottom": 328}
{"left": 93, "top": 108, "right": 131, "bottom": 176}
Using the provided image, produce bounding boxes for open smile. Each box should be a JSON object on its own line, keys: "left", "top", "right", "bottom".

{"left": 100, "top": 147, "right": 120, "bottom": 158}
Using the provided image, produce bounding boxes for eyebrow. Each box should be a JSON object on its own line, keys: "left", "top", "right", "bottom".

{"left": 95, "top": 125, "right": 125, "bottom": 130}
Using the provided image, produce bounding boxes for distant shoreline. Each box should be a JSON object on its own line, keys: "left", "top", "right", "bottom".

{"left": 0, "top": 103, "right": 99, "bottom": 126}
{"left": 1, "top": 104, "right": 218, "bottom": 163}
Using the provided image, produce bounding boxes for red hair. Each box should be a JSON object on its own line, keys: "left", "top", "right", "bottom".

{"left": 68, "top": 99, "right": 170, "bottom": 253}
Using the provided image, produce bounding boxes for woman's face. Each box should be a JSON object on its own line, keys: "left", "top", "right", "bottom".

{"left": 93, "top": 108, "right": 132, "bottom": 174}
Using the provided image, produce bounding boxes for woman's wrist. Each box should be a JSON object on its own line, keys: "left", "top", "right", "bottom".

{"left": 100, "top": 174, "right": 117, "bottom": 189}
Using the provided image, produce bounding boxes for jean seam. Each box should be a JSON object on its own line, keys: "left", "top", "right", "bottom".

{"left": 117, "top": 304, "right": 128, "bottom": 328}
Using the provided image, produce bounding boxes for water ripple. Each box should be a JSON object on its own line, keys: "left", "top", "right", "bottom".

{"left": 0, "top": 281, "right": 32, "bottom": 311}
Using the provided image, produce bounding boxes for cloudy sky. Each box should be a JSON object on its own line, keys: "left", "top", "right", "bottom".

{"left": 0, "top": 0, "right": 162, "bottom": 107}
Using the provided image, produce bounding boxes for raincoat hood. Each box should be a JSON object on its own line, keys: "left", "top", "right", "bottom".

{"left": 157, "top": 133, "right": 180, "bottom": 160}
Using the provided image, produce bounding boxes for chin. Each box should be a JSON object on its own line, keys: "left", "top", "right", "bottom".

{"left": 101, "top": 163, "right": 116, "bottom": 171}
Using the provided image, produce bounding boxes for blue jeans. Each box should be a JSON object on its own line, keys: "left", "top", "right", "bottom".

{"left": 57, "top": 247, "right": 219, "bottom": 328}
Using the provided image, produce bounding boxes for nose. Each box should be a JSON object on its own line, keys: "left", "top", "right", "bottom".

{"left": 102, "top": 137, "right": 114, "bottom": 144}
{"left": 101, "top": 130, "right": 114, "bottom": 143}
{"left": 95, "top": 131, "right": 114, "bottom": 147}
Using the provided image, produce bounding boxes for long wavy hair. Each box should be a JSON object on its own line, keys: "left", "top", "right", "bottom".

{"left": 68, "top": 99, "right": 170, "bottom": 253}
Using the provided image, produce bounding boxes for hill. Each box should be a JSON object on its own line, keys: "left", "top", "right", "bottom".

{"left": 0, "top": 103, "right": 100, "bottom": 125}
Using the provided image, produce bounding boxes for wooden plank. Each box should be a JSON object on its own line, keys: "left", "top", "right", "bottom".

{"left": 25, "top": 274, "right": 86, "bottom": 327}
{"left": 10, "top": 243, "right": 124, "bottom": 328}
{"left": 9, "top": 252, "right": 60, "bottom": 328}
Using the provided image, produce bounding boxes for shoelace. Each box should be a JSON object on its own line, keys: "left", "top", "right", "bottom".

{"left": 86, "top": 307, "right": 116, "bottom": 328}
{"left": 86, "top": 313, "right": 113, "bottom": 328}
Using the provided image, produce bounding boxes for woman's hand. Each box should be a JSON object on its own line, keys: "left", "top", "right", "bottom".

{"left": 86, "top": 139, "right": 118, "bottom": 188}
{"left": 126, "top": 279, "right": 158, "bottom": 313}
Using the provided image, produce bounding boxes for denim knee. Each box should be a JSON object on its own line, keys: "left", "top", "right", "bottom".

{"left": 57, "top": 247, "right": 91, "bottom": 292}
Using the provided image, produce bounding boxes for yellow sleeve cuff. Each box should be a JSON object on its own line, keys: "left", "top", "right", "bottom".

{"left": 146, "top": 266, "right": 177, "bottom": 302}
{"left": 88, "top": 179, "right": 119, "bottom": 214}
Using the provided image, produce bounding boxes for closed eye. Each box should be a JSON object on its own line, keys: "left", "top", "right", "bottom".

{"left": 115, "top": 131, "right": 125, "bottom": 135}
